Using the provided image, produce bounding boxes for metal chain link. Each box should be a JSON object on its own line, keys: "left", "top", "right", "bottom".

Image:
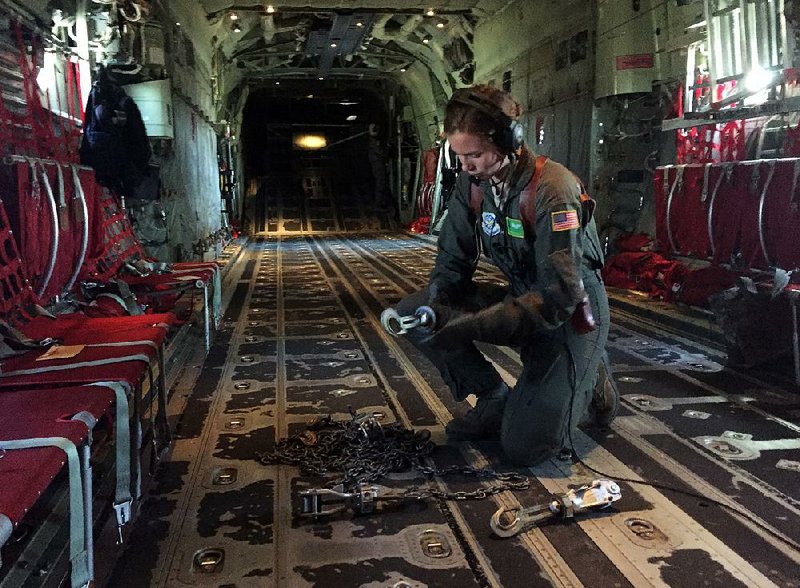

{"left": 407, "top": 464, "right": 530, "bottom": 501}
{"left": 257, "top": 414, "right": 529, "bottom": 501}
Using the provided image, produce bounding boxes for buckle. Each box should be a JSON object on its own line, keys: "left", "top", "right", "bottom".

{"left": 298, "top": 488, "right": 351, "bottom": 517}
{"left": 298, "top": 484, "right": 384, "bottom": 517}
{"left": 113, "top": 500, "right": 133, "bottom": 544}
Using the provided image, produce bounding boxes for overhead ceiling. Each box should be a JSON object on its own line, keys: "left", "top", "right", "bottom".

{"left": 201, "top": 1, "right": 512, "bottom": 88}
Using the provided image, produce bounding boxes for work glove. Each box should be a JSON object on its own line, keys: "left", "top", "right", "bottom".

{"left": 427, "top": 292, "right": 550, "bottom": 349}
{"left": 425, "top": 301, "right": 456, "bottom": 332}
{"left": 425, "top": 282, "right": 462, "bottom": 331}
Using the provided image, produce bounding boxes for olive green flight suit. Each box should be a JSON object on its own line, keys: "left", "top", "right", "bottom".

{"left": 397, "top": 147, "right": 610, "bottom": 466}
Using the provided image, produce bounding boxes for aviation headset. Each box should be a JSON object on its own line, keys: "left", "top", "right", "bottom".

{"left": 449, "top": 89, "right": 525, "bottom": 156}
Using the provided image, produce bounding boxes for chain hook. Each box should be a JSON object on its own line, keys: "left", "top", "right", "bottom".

{"left": 380, "top": 306, "right": 437, "bottom": 336}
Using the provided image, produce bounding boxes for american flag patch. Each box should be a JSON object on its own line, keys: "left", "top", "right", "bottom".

{"left": 551, "top": 210, "right": 580, "bottom": 232}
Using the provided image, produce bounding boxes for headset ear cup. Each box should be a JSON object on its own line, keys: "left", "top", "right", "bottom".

{"left": 510, "top": 120, "right": 524, "bottom": 152}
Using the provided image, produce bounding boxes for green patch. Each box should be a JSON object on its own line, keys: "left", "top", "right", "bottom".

{"left": 506, "top": 217, "right": 525, "bottom": 238}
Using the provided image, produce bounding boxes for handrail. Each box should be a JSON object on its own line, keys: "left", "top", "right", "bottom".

{"left": 28, "top": 158, "right": 59, "bottom": 299}
{"left": 64, "top": 165, "right": 89, "bottom": 293}
{"left": 2, "top": 154, "right": 92, "bottom": 171}
{"left": 664, "top": 165, "right": 684, "bottom": 254}
{"left": 756, "top": 160, "right": 777, "bottom": 268}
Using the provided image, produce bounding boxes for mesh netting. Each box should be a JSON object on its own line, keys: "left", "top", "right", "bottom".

{"left": 81, "top": 188, "right": 146, "bottom": 281}
{"left": 0, "top": 196, "right": 35, "bottom": 321}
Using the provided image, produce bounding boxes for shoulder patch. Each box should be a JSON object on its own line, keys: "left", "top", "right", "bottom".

{"left": 506, "top": 218, "right": 525, "bottom": 238}
{"left": 550, "top": 210, "right": 579, "bottom": 232}
{"left": 481, "top": 212, "right": 502, "bottom": 236}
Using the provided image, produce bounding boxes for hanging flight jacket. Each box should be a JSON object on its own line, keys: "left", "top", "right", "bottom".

{"left": 79, "top": 74, "right": 152, "bottom": 198}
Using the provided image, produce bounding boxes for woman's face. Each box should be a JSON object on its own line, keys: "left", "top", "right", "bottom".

{"left": 448, "top": 131, "right": 506, "bottom": 180}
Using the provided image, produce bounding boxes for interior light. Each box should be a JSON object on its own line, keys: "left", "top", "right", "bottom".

{"left": 36, "top": 51, "right": 57, "bottom": 95}
{"left": 330, "top": 43, "right": 337, "bottom": 48}
{"left": 745, "top": 66, "right": 774, "bottom": 93}
{"left": 346, "top": 115, "right": 357, "bottom": 121}
{"left": 436, "top": 22, "right": 445, "bottom": 28}
{"left": 233, "top": 24, "right": 242, "bottom": 33}
{"left": 318, "top": 76, "right": 324, "bottom": 80}
{"left": 293, "top": 134, "right": 327, "bottom": 150}
{"left": 356, "top": 21, "right": 364, "bottom": 27}
{"left": 422, "top": 36, "right": 431, "bottom": 44}
{"left": 426, "top": 9, "right": 435, "bottom": 17}
{"left": 275, "top": 81, "right": 280, "bottom": 85}
{"left": 230, "top": 13, "right": 239, "bottom": 20}
{"left": 306, "top": 94, "right": 314, "bottom": 98}
{"left": 266, "top": 5, "right": 276, "bottom": 14}
{"left": 175, "top": 22, "right": 181, "bottom": 26}
{"left": 744, "top": 89, "right": 770, "bottom": 106}
{"left": 400, "top": 68, "right": 406, "bottom": 72}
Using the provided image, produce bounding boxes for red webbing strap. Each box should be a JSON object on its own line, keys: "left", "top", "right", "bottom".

{"left": 48, "top": 80, "right": 66, "bottom": 160}
{"left": 59, "top": 58, "right": 80, "bottom": 161}
{"left": 74, "top": 59, "right": 84, "bottom": 125}
{"left": 16, "top": 162, "right": 45, "bottom": 282}
{"left": 518, "top": 155, "right": 547, "bottom": 234}
{"left": 784, "top": 122, "right": 800, "bottom": 157}
{"left": 14, "top": 22, "right": 55, "bottom": 158}
{"left": 67, "top": 58, "right": 75, "bottom": 122}
{"left": 719, "top": 120, "right": 745, "bottom": 162}
{"left": 694, "top": 74, "right": 707, "bottom": 106}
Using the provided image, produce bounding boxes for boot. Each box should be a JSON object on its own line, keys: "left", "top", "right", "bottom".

{"left": 446, "top": 382, "right": 509, "bottom": 440}
{"left": 589, "top": 355, "right": 619, "bottom": 427}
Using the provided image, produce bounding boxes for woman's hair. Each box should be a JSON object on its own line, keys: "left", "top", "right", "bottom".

{"left": 443, "top": 84, "right": 522, "bottom": 141}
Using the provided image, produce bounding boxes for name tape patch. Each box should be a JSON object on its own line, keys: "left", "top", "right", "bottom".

{"left": 551, "top": 210, "right": 579, "bottom": 232}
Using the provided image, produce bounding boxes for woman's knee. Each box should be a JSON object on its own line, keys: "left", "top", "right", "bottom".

{"left": 500, "top": 434, "right": 555, "bottom": 466}
{"left": 499, "top": 421, "right": 561, "bottom": 466}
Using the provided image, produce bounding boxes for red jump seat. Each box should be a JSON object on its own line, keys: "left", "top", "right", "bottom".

{"left": 0, "top": 385, "right": 125, "bottom": 588}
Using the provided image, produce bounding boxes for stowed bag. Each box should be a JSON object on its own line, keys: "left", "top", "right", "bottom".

{"left": 79, "top": 279, "right": 143, "bottom": 317}
{"left": 709, "top": 276, "right": 793, "bottom": 367}
{"left": 0, "top": 319, "right": 60, "bottom": 360}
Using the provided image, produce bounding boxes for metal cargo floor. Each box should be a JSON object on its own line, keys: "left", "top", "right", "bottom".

{"left": 109, "top": 233, "right": 800, "bottom": 588}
